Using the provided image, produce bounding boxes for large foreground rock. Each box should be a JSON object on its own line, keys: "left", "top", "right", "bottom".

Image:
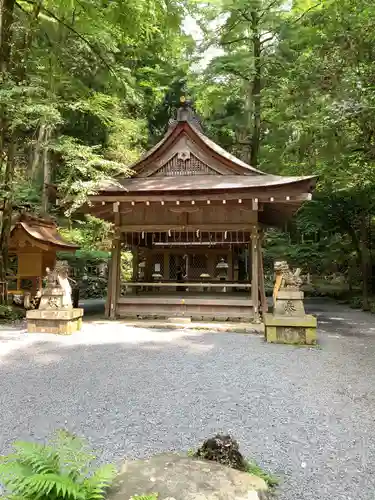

{"left": 108, "top": 453, "right": 269, "bottom": 500}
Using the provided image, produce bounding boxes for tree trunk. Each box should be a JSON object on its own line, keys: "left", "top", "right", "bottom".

{"left": 0, "top": 0, "right": 15, "bottom": 74}
{"left": 0, "top": 0, "right": 15, "bottom": 173}
{"left": 359, "top": 215, "right": 371, "bottom": 311}
{"left": 30, "top": 123, "right": 46, "bottom": 177}
{"left": 41, "top": 126, "right": 52, "bottom": 213}
{"left": 0, "top": 139, "right": 15, "bottom": 302}
{"left": 250, "top": 10, "right": 261, "bottom": 169}
{"left": 239, "top": 82, "right": 252, "bottom": 163}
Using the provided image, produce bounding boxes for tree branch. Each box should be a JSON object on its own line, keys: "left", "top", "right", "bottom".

{"left": 221, "top": 36, "right": 250, "bottom": 45}
{"left": 291, "top": 2, "right": 322, "bottom": 25}
{"left": 260, "top": 34, "right": 277, "bottom": 46}
{"left": 259, "top": 0, "right": 281, "bottom": 21}
{"left": 222, "top": 15, "right": 243, "bottom": 34}
{"left": 19, "top": 0, "right": 117, "bottom": 78}
{"left": 239, "top": 9, "right": 251, "bottom": 23}
{"left": 227, "top": 68, "right": 251, "bottom": 81}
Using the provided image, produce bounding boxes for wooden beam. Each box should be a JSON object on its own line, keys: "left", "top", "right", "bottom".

{"left": 251, "top": 225, "right": 260, "bottom": 322}
{"left": 163, "top": 251, "right": 170, "bottom": 279}
{"left": 109, "top": 237, "right": 121, "bottom": 319}
{"left": 89, "top": 192, "right": 313, "bottom": 203}
{"left": 258, "top": 231, "right": 268, "bottom": 314}
{"left": 228, "top": 247, "right": 234, "bottom": 281}
{"left": 119, "top": 223, "right": 254, "bottom": 232}
{"left": 132, "top": 246, "right": 139, "bottom": 281}
{"left": 105, "top": 252, "right": 113, "bottom": 318}
{"left": 122, "top": 281, "right": 252, "bottom": 288}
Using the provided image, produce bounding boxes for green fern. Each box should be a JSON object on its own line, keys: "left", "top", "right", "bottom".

{"left": 0, "top": 431, "right": 117, "bottom": 500}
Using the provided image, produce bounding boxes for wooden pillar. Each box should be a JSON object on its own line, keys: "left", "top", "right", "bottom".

{"left": 258, "top": 230, "right": 268, "bottom": 314}
{"left": 105, "top": 254, "right": 113, "bottom": 318}
{"left": 208, "top": 251, "right": 215, "bottom": 279}
{"left": 251, "top": 225, "right": 260, "bottom": 322}
{"left": 164, "top": 250, "right": 170, "bottom": 279}
{"left": 228, "top": 247, "right": 234, "bottom": 281}
{"left": 144, "top": 249, "right": 152, "bottom": 281}
{"left": 132, "top": 246, "right": 139, "bottom": 281}
{"left": 109, "top": 236, "right": 121, "bottom": 319}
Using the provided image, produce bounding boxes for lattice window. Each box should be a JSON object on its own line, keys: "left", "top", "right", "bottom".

{"left": 169, "top": 254, "right": 184, "bottom": 280}
{"left": 154, "top": 154, "right": 216, "bottom": 176}
{"left": 188, "top": 254, "right": 208, "bottom": 279}
{"left": 168, "top": 253, "right": 209, "bottom": 280}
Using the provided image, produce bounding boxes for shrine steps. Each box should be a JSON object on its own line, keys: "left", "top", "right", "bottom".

{"left": 116, "top": 294, "right": 254, "bottom": 322}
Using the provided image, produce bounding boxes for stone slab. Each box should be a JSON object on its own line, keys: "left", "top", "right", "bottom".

{"left": 264, "top": 313, "right": 317, "bottom": 327}
{"left": 167, "top": 316, "right": 192, "bottom": 323}
{"left": 108, "top": 453, "right": 269, "bottom": 500}
{"left": 26, "top": 308, "right": 84, "bottom": 335}
{"left": 264, "top": 313, "right": 317, "bottom": 345}
{"left": 90, "top": 319, "right": 264, "bottom": 334}
{"left": 26, "top": 308, "right": 84, "bottom": 320}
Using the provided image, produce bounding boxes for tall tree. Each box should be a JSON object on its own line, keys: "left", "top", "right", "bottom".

{"left": 0, "top": 0, "right": 194, "bottom": 301}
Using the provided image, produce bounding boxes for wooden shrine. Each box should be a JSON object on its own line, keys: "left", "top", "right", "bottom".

{"left": 84, "top": 100, "right": 316, "bottom": 322}
{"left": 8, "top": 213, "right": 79, "bottom": 299}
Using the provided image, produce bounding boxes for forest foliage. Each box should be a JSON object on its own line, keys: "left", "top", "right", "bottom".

{"left": 1, "top": 0, "right": 375, "bottom": 307}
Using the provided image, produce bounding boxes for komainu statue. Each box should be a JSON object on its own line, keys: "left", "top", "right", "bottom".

{"left": 40, "top": 261, "right": 72, "bottom": 309}
{"left": 274, "top": 261, "right": 302, "bottom": 290}
{"left": 272, "top": 260, "right": 304, "bottom": 314}
{"left": 26, "top": 260, "right": 83, "bottom": 335}
{"left": 264, "top": 261, "right": 317, "bottom": 345}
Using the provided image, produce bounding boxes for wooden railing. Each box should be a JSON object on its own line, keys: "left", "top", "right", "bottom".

{"left": 123, "top": 281, "right": 251, "bottom": 289}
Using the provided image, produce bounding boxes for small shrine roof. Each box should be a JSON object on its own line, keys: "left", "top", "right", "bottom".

{"left": 10, "top": 214, "right": 79, "bottom": 251}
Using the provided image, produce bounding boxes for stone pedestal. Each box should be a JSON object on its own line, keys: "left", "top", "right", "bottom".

{"left": 264, "top": 289, "right": 317, "bottom": 345}
{"left": 26, "top": 262, "right": 84, "bottom": 334}
{"left": 273, "top": 290, "right": 306, "bottom": 316}
{"left": 26, "top": 308, "right": 84, "bottom": 335}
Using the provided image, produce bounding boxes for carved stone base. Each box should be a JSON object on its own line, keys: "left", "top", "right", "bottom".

{"left": 26, "top": 308, "right": 84, "bottom": 335}
{"left": 264, "top": 313, "right": 317, "bottom": 345}
{"left": 273, "top": 290, "right": 305, "bottom": 316}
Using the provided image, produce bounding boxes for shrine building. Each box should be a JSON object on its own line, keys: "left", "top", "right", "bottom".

{"left": 84, "top": 101, "right": 316, "bottom": 322}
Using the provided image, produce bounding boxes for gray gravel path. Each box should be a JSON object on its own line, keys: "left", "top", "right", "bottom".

{"left": 0, "top": 299, "right": 375, "bottom": 500}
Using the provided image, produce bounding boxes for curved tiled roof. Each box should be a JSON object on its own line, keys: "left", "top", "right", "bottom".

{"left": 19, "top": 222, "right": 79, "bottom": 249}
{"left": 129, "top": 109, "right": 262, "bottom": 175}
{"left": 96, "top": 174, "right": 316, "bottom": 193}
{"left": 10, "top": 215, "right": 79, "bottom": 251}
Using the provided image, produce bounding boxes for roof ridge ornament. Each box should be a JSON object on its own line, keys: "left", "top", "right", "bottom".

{"left": 175, "top": 96, "right": 203, "bottom": 132}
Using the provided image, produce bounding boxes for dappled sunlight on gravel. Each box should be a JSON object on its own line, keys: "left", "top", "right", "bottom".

{"left": 0, "top": 299, "right": 375, "bottom": 500}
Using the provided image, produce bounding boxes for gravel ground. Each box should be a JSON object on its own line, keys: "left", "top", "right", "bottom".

{"left": 0, "top": 299, "right": 374, "bottom": 500}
